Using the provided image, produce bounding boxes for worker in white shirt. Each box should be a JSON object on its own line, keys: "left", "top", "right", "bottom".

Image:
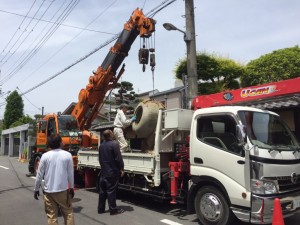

{"left": 34, "top": 134, "right": 75, "bottom": 225}
{"left": 113, "top": 103, "right": 136, "bottom": 152}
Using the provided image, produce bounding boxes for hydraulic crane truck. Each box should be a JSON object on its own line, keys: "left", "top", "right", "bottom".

{"left": 28, "top": 8, "right": 156, "bottom": 175}
{"left": 78, "top": 96, "right": 300, "bottom": 224}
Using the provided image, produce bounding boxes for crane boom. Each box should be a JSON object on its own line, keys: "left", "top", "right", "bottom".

{"left": 71, "top": 8, "right": 156, "bottom": 130}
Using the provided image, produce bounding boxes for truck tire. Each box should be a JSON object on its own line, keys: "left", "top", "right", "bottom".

{"left": 132, "top": 99, "right": 164, "bottom": 138}
{"left": 195, "top": 186, "right": 234, "bottom": 225}
{"left": 34, "top": 156, "right": 41, "bottom": 176}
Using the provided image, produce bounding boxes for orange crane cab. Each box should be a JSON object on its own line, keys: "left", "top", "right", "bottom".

{"left": 35, "top": 113, "right": 98, "bottom": 152}
{"left": 31, "top": 113, "right": 98, "bottom": 174}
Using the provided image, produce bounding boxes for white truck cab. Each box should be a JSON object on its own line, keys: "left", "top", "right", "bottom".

{"left": 189, "top": 106, "right": 300, "bottom": 224}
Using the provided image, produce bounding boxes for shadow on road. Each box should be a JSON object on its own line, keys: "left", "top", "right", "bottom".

{"left": 119, "top": 205, "right": 134, "bottom": 212}
{"left": 81, "top": 188, "right": 252, "bottom": 224}
{"left": 116, "top": 190, "right": 252, "bottom": 225}
{"left": 116, "top": 190, "right": 195, "bottom": 223}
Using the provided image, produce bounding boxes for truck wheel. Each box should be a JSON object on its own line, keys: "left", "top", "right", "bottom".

{"left": 195, "top": 186, "right": 234, "bottom": 225}
{"left": 34, "top": 156, "right": 41, "bottom": 176}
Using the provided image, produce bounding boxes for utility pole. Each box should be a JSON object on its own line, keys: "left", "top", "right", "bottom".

{"left": 185, "top": 0, "right": 198, "bottom": 108}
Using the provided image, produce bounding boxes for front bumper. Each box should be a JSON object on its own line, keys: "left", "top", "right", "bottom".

{"left": 232, "top": 190, "right": 300, "bottom": 224}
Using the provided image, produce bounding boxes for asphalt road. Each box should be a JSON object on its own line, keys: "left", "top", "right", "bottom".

{"left": 0, "top": 155, "right": 299, "bottom": 225}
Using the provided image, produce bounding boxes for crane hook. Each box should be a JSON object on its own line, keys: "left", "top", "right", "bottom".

{"left": 139, "top": 44, "right": 149, "bottom": 72}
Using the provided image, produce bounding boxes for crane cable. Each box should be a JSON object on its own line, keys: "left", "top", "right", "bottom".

{"left": 150, "top": 33, "right": 156, "bottom": 97}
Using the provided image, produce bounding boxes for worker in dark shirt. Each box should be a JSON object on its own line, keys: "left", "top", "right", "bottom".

{"left": 98, "top": 129, "right": 125, "bottom": 215}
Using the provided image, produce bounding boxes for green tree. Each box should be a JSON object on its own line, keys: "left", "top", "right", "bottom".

{"left": 105, "top": 81, "right": 139, "bottom": 118}
{"left": 112, "top": 81, "right": 139, "bottom": 105}
{"left": 175, "top": 52, "right": 245, "bottom": 94}
{"left": 10, "top": 115, "right": 35, "bottom": 128}
{"left": 10, "top": 114, "right": 37, "bottom": 136}
{"left": 242, "top": 46, "right": 300, "bottom": 87}
{"left": 2, "top": 90, "right": 24, "bottom": 129}
{"left": 33, "top": 114, "right": 43, "bottom": 120}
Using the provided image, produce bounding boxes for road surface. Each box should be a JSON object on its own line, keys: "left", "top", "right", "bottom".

{"left": 0, "top": 156, "right": 299, "bottom": 225}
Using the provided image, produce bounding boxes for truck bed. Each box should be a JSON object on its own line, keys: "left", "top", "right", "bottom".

{"left": 77, "top": 150, "right": 155, "bottom": 175}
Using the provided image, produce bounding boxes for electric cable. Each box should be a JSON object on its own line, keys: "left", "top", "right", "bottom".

{"left": 20, "top": 34, "right": 119, "bottom": 96}
{"left": 16, "top": 87, "right": 41, "bottom": 110}
{"left": 0, "top": 0, "right": 47, "bottom": 66}
{"left": 142, "top": 0, "right": 147, "bottom": 9}
{"left": 0, "top": 0, "right": 68, "bottom": 82}
{"left": 0, "top": 0, "right": 80, "bottom": 85}
{"left": 147, "top": 0, "right": 177, "bottom": 18}
{"left": 0, "top": 0, "right": 78, "bottom": 83}
{"left": 17, "top": 0, "right": 119, "bottom": 85}
{"left": 15, "top": 0, "right": 177, "bottom": 96}
{"left": 0, "top": 8, "right": 114, "bottom": 34}
{"left": 0, "top": 0, "right": 55, "bottom": 69}
{"left": 0, "top": 0, "right": 37, "bottom": 63}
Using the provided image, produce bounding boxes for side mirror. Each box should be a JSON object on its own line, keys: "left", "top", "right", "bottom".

{"left": 236, "top": 124, "right": 247, "bottom": 145}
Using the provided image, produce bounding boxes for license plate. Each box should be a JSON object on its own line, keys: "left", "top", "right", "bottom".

{"left": 293, "top": 198, "right": 300, "bottom": 209}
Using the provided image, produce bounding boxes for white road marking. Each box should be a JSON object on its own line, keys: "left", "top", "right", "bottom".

{"left": 0, "top": 165, "right": 9, "bottom": 170}
{"left": 160, "top": 219, "right": 183, "bottom": 225}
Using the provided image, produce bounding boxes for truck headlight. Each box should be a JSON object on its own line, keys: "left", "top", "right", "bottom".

{"left": 251, "top": 179, "right": 278, "bottom": 195}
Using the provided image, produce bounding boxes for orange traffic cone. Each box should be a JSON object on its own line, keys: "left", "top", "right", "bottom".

{"left": 272, "top": 198, "right": 285, "bottom": 225}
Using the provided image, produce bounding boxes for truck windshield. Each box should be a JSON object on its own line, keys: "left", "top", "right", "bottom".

{"left": 238, "top": 111, "right": 300, "bottom": 150}
{"left": 58, "top": 115, "right": 81, "bottom": 137}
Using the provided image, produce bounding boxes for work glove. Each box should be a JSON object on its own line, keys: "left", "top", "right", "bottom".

{"left": 68, "top": 188, "right": 75, "bottom": 199}
{"left": 131, "top": 116, "right": 136, "bottom": 122}
{"left": 34, "top": 191, "right": 40, "bottom": 200}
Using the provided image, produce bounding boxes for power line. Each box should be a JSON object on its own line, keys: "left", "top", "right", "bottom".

{"left": 146, "top": 0, "right": 177, "bottom": 18}
{"left": 0, "top": 0, "right": 119, "bottom": 111}
{"left": 0, "top": 0, "right": 37, "bottom": 63}
{"left": 19, "top": 0, "right": 178, "bottom": 96}
{"left": 0, "top": 0, "right": 80, "bottom": 85}
{"left": 16, "top": 87, "right": 41, "bottom": 111}
{"left": 0, "top": 0, "right": 177, "bottom": 113}
{"left": 0, "top": 0, "right": 61, "bottom": 80}
{"left": 0, "top": 0, "right": 54, "bottom": 68}
{"left": 21, "top": 34, "right": 119, "bottom": 96}
{"left": 0, "top": 0, "right": 47, "bottom": 66}
{"left": 17, "top": 0, "right": 119, "bottom": 85}
{"left": 0, "top": 8, "right": 115, "bottom": 35}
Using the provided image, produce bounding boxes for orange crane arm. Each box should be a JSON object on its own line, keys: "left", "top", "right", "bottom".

{"left": 71, "top": 8, "right": 156, "bottom": 130}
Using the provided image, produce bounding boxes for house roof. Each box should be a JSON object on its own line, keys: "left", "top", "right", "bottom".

{"left": 90, "top": 121, "right": 114, "bottom": 131}
{"left": 137, "top": 89, "right": 159, "bottom": 97}
{"left": 62, "top": 102, "right": 76, "bottom": 115}
{"left": 242, "top": 94, "right": 300, "bottom": 110}
{"left": 150, "top": 86, "right": 185, "bottom": 97}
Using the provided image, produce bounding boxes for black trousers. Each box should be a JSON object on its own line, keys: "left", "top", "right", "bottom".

{"left": 98, "top": 175, "right": 119, "bottom": 213}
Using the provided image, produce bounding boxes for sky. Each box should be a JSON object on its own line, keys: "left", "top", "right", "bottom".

{"left": 0, "top": 0, "right": 299, "bottom": 118}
